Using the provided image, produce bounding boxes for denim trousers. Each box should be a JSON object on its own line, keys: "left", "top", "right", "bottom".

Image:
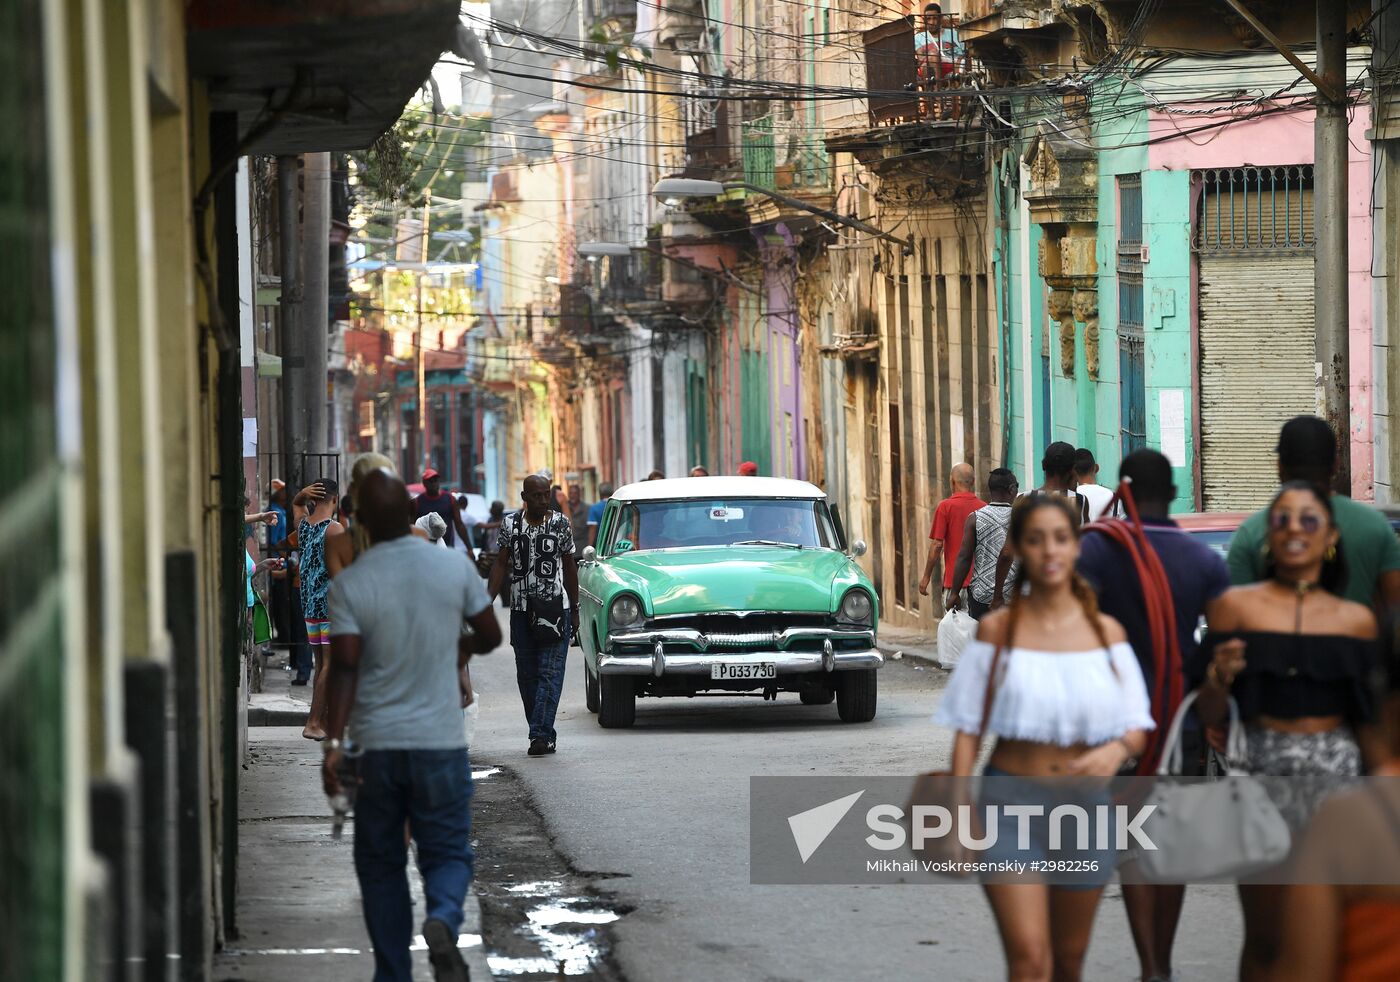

{"left": 353, "top": 748, "right": 474, "bottom": 982}
{"left": 510, "top": 610, "right": 571, "bottom": 743}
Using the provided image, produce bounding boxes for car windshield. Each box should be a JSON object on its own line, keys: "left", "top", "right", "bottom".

{"left": 607, "top": 498, "right": 839, "bottom": 553}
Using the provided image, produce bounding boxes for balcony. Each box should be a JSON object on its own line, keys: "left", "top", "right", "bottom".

{"left": 824, "top": 14, "right": 983, "bottom": 183}
{"left": 682, "top": 99, "right": 732, "bottom": 177}
{"left": 864, "top": 15, "right": 974, "bottom": 127}
{"left": 743, "top": 117, "right": 830, "bottom": 193}
{"left": 582, "top": 0, "right": 636, "bottom": 35}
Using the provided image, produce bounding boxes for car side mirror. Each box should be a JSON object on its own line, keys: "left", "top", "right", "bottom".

{"left": 850, "top": 539, "right": 867, "bottom": 558}
{"left": 582, "top": 545, "right": 597, "bottom": 563}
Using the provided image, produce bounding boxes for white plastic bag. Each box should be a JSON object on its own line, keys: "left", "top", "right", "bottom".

{"left": 463, "top": 693, "right": 480, "bottom": 748}
{"left": 936, "top": 607, "right": 976, "bottom": 669}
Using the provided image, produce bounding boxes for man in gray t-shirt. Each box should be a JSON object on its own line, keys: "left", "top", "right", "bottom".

{"left": 322, "top": 470, "right": 501, "bottom": 982}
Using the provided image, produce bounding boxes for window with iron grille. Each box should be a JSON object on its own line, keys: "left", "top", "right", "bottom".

{"left": 1193, "top": 166, "right": 1315, "bottom": 254}
{"left": 1118, "top": 177, "right": 1146, "bottom": 454}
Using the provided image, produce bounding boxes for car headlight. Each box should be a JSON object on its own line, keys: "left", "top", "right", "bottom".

{"left": 609, "top": 595, "right": 642, "bottom": 630}
{"left": 839, "top": 589, "right": 873, "bottom": 625}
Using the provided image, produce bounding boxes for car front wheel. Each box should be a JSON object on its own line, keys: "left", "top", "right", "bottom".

{"left": 584, "top": 663, "right": 600, "bottom": 714}
{"left": 598, "top": 674, "right": 636, "bottom": 728}
{"left": 835, "top": 669, "right": 877, "bottom": 723}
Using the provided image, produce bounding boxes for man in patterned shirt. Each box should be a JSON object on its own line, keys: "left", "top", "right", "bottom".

{"left": 487, "top": 474, "right": 579, "bottom": 756}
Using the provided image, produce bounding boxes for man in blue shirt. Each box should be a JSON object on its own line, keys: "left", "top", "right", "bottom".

{"left": 1077, "top": 448, "right": 1230, "bottom": 982}
{"left": 586, "top": 481, "right": 614, "bottom": 548}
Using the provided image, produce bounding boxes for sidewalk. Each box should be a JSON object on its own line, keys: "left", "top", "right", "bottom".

{"left": 215, "top": 724, "right": 494, "bottom": 981}
{"left": 875, "top": 623, "right": 941, "bottom": 667}
{"left": 248, "top": 655, "right": 312, "bottom": 727}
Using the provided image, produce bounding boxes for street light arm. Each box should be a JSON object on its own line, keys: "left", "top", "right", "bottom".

{"left": 730, "top": 182, "right": 913, "bottom": 254}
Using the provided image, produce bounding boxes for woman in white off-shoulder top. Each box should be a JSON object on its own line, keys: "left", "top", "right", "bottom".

{"left": 934, "top": 494, "right": 1155, "bottom": 982}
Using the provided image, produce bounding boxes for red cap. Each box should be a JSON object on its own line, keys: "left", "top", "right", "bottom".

{"left": 737, "top": 461, "right": 759, "bottom": 476}
{"left": 422, "top": 468, "right": 440, "bottom": 480}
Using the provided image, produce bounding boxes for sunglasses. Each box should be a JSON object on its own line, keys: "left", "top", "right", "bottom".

{"left": 1268, "top": 510, "right": 1325, "bottom": 535}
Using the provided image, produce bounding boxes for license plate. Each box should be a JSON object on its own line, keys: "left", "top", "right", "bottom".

{"left": 711, "top": 662, "right": 776, "bottom": 680}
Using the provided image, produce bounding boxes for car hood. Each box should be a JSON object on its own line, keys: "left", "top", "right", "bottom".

{"left": 605, "top": 546, "right": 861, "bottom": 616}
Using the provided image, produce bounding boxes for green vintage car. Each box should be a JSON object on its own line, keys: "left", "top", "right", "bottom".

{"left": 577, "top": 476, "right": 882, "bottom": 728}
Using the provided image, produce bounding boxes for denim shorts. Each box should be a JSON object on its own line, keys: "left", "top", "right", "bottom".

{"left": 977, "top": 765, "right": 1116, "bottom": 889}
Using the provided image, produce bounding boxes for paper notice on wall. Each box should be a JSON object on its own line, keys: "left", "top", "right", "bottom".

{"left": 1159, "top": 390, "right": 1186, "bottom": 468}
{"left": 242, "top": 417, "right": 258, "bottom": 459}
{"left": 950, "top": 414, "right": 965, "bottom": 463}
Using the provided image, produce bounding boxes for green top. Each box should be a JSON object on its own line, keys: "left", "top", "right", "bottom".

{"left": 1226, "top": 495, "right": 1400, "bottom": 605}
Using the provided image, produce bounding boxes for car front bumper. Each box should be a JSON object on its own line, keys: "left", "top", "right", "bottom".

{"left": 597, "top": 641, "right": 884, "bottom": 678}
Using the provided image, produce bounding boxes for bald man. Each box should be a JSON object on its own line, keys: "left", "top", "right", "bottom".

{"left": 322, "top": 468, "right": 501, "bottom": 982}
{"left": 488, "top": 474, "right": 579, "bottom": 756}
{"left": 918, "top": 463, "right": 985, "bottom": 604}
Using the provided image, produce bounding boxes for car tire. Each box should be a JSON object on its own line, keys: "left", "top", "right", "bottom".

{"left": 584, "top": 663, "right": 600, "bottom": 714}
{"left": 835, "top": 669, "right": 877, "bottom": 722}
{"left": 598, "top": 674, "right": 636, "bottom": 728}
{"left": 800, "top": 686, "right": 835, "bottom": 705}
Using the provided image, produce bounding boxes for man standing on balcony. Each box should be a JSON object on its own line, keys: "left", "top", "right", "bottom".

{"left": 914, "top": 2, "right": 964, "bottom": 88}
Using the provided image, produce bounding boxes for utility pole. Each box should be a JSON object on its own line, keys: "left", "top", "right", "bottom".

{"left": 1316, "top": 0, "right": 1350, "bottom": 491}
{"left": 1220, "top": 0, "right": 1351, "bottom": 489}
{"left": 415, "top": 192, "right": 431, "bottom": 476}
{"left": 303, "top": 152, "right": 331, "bottom": 461}
{"left": 278, "top": 155, "right": 305, "bottom": 494}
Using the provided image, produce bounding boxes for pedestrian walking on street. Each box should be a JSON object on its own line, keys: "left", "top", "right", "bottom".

{"left": 567, "top": 484, "right": 588, "bottom": 535}
{"left": 946, "top": 467, "right": 1017, "bottom": 619}
{"left": 919, "top": 462, "right": 985, "bottom": 604}
{"left": 586, "top": 483, "right": 613, "bottom": 548}
{"left": 646, "top": 470, "right": 665, "bottom": 481}
{"left": 488, "top": 474, "right": 579, "bottom": 757}
{"left": 737, "top": 461, "right": 759, "bottom": 476}
{"left": 689, "top": 465, "right": 709, "bottom": 477}
{"left": 1194, "top": 481, "right": 1379, "bottom": 981}
{"left": 292, "top": 478, "right": 344, "bottom": 740}
{"left": 1275, "top": 611, "right": 1400, "bottom": 982}
{"left": 415, "top": 468, "right": 472, "bottom": 549}
{"left": 1076, "top": 449, "right": 1230, "bottom": 982}
{"left": 936, "top": 494, "right": 1153, "bottom": 981}
{"left": 1227, "top": 415, "right": 1400, "bottom": 612}
{"left": 1073, "top": 448, "right": 1119, "bottom": 520}
{"left": 991, "top": 441, "right": 1090, "bottom": 607}
{"left": 322, "top": 469, "right": 501, "bottom": 982}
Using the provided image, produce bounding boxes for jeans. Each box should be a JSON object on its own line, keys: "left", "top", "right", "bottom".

{"left": 287, "top": 579, "right": 313, "bottom": 681}
{"left": 353, "top": 748, "right": 474, "bottom": 982}
{"left": 510, "top": 610, "right": 571, "bottom": 743}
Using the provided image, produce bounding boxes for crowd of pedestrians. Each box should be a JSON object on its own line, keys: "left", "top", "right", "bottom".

{"left": 931, "top": 416, "right": 1400, "bottom": 982}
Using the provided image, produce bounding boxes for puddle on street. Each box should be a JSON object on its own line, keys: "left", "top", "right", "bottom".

{"left": 473, "top": 766, "right": 502, "bottom": 780}
{"left": 472, "top": 762, "right": 628, "bottom": 980}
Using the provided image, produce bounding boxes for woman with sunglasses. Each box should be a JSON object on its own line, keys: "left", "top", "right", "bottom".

{"left": 936, "top": 495, "right": 1154, "bottom": 981}
{"left": 1193, "top": 481, "right": 1380, "bottom": 981}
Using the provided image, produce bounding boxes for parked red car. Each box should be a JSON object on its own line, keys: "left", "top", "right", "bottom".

{"left": 1174, "top": 511, "right": 1251, "bottom": 559}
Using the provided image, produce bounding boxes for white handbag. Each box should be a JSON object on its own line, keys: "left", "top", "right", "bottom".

{"left": 1135, "top": 691, "right": 1292, "bottom": 883}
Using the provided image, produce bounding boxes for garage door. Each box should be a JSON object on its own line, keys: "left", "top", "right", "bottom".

{"left": 1198, "top": 253, "right": 1315, "bottom": 511}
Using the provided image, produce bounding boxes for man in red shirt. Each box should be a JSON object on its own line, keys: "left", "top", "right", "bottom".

{"left": 917, "top": 462, "right": 985, "bottom": 604}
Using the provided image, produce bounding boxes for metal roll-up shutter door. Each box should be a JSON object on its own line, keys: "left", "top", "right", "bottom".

{"left": 1198, "top": 253, "right": 1315, "bottom": 511}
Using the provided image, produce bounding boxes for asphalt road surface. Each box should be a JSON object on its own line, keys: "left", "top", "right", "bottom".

{"left": 470, "top": 608, "right": 1242, "bottom": 981}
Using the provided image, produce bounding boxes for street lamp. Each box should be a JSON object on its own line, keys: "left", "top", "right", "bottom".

{"left": 576, "top": 241, "right": 633, "bottom": 257}
{"left": 651, "top": 178, "right": 913, "bottom": 254}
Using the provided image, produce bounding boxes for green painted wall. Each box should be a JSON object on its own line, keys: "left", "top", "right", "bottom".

{"left": 999, "top": 79, "right": 1197, "bottom": 511}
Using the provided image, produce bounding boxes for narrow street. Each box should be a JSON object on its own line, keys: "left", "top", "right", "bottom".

{"left": 466, "top": 611, "right": 1245, "bottom": 981}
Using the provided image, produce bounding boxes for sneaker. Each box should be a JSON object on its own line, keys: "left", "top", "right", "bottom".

{"left": 422, "top": 918, "right": 470, "bottom": 981}
{"left": 291, "top": 678, "right": 309, "bottom": 687}
{"left": 527, "top": 738, "right": 550, "bottom": 757}
{"left": 546, "top": 741, "right": 557, "bottom": 754}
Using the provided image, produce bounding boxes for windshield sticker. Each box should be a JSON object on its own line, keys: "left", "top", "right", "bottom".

{"left": 615, "top": 539, "right": 634, "bottom": 552}
{"left": 708, "top": 507, "right": 744, "bottom": 522}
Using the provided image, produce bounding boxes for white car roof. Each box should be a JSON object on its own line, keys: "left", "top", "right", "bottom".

{"left": 611, "top": 476, "right": 825, "bottom": 501}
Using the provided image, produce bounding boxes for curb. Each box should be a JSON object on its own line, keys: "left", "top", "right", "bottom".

{"left": 247, "top": 707, "right": 309, "bottom": 727}
{"left": 462, "top": 887, "right": 494, "bottom": 981}
{"left": 875, "top": 638, "right": 943, "bottom": 670}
